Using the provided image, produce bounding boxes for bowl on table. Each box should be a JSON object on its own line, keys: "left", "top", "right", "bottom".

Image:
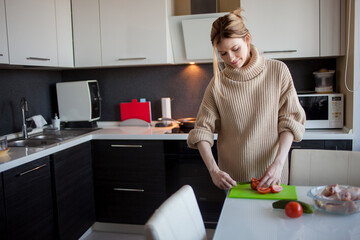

{"left": 308, "top": 185, "right": 360, "bottom": 215}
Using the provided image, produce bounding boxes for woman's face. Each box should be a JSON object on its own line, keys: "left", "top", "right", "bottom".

{"left": 217, "top": 35, "right": 251, "bottom": 69}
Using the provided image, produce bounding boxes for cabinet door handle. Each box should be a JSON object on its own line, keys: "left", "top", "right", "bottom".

{"left": 263, "top": 50, "right": 297, "bottom": 54}
{"left": 26, "top": 57, "right": 51, "bottom": 61}
{"left": 19, "top": 164, "right": 47, "bottom": 176}
{"left": 111, "top": 144, "right": 143, "bottom": 148}
{"left": 117, "top": 57, "right": 146, "bottom": 61}
{"left": 113, "top": 188, "right": 145, "bottom": 192}
{"left": 0, "top": 54, "right": 3, "bottom": 56}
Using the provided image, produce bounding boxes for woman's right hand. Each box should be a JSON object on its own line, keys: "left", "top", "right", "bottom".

{"left": 209, "top": 168, "right": 237, "bottom": 190}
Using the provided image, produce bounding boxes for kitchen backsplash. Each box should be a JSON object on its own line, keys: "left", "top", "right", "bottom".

{"left": 0, "top": 58, "right": 336, "bottom": 135}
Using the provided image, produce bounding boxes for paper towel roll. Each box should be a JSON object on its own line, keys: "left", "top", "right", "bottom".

{"left": 161, "top": 97, "right": 172, "bottom": 119}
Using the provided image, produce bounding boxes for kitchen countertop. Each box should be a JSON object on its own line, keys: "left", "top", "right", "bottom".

{"left": 0, "top": 121, "right": 353, "bottom": 173}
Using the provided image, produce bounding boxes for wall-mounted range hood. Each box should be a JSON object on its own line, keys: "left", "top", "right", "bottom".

{"left": 169, "top": 12, "right": 227, "bottom": 64}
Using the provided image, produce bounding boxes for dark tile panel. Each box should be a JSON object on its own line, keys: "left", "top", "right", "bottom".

{"left": 0, "top": 69, "right": 61, "bottom": 135}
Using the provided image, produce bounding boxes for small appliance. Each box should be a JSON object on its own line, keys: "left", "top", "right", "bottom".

{"left": 298, "top": 93, "right": 343, "bottom": 129}
{"left": 56, "top": 80, "right": 101, "bottom": 126}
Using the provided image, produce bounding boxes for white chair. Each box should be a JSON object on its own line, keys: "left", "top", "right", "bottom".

{"left": 144, "top": 185, "right": 207, "bottom": 240}
{"left": 290, "top": 149, "right": 360, "bottom": 186}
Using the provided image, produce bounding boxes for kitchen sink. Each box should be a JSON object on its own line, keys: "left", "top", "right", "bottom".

{"left": 8, "top": 139, "right": 61, "bottom": 148}
{"left": 8, "top": 128, "right": 98, "bottom": 148}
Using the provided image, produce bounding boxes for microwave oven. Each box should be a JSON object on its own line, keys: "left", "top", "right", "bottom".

{"left": 56, "top": 80, "right": 101, "bottom": 122}
{"left": 298, "top": 93, "right": 343, "bottom": 129}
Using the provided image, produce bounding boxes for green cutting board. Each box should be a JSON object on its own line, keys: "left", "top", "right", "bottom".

{"left": 229, "top": 184, "right": 297, "bottom": 200}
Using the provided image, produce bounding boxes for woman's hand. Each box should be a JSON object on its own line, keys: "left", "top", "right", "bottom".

{"left": 210, "top": 167, "right": 237, "bottom": 190}
{"left": 258, "top": 159, "right": 284, "bottom": 187}
{"left": 196, "top": 141, "right": 237, "bottom": 190}
{"left": 258, "top": 131, "right": 294, "bottom": 187}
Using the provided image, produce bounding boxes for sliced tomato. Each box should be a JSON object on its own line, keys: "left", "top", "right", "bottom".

{"left": 270, "top": 185, "right": 283, "bottom": 193}
{"left": 251, "top": 177, "right": 259, "bottom": 182}
{"left": 257, "top": 187, "right": 271, "bottom": 194}
{"left": 251, "top": 180, "right": 259, "bottom": 190}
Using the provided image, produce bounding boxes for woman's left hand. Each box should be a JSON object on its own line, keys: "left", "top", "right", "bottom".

{"left": 258, "top": 131, "right": 294, "bottom": 187}
{"left": 258, "top": 159, "right": 284, "bottom": 187}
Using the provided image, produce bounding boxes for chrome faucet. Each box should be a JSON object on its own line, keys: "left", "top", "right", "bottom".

{"left": 20, "top": 97, "right": 29, "bottom": 139}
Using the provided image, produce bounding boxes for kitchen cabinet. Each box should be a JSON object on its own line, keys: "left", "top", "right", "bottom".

{"left": 92, "top": 140, "right": 166, "bottom": 224}
{"left": 5, "top": 0, "right": 73, "bottom": 67}
{"left": 241, "top": 0, "right": 320, "bottom": 59}
{"left": 72, "top": 0, "right": 173, "bottom": 67}
{"left": 3, "top": 156, "right": 55, "bottom": 240}
{"left": 164, "top": 140, "right": 225, "bottom": 229}
{"left": 0, "top": 0, "right": 8, "bottom": 64}
{"left": 320, "top": 0, "right": 346, "bottom": 56}
{"left": 0, "top": 174, "right": 6, "bottom": 239}
{"left": 51, "top": 142, "right": 95, "bottom": 240}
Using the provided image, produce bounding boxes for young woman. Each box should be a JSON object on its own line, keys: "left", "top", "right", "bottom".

{"left": 187, "top": 9, "right": 306, "bottom": 190}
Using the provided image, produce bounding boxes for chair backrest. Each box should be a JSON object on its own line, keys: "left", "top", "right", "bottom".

{"left": 144, "top": 185, "right": 207, "bottom": 240}
{"left": 290, "top": 149, "right": 360, "bottom": 186}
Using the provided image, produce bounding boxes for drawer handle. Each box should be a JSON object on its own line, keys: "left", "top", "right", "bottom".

{"left": 291, "top": 146, "right": 302, "bottom": 149}
{"left": 117, "top": 57, "right": 146, "bottom": 61}
{"left": 113, "top": 188, "right": 145, "bottom": 192}
{"left": 0, "top": 54, "right": 3, "bottom": 56}
{"left": 263, "top": 50, "right": 297, "bottom": 54}
{"left": 111, "top": 144, "right": 143, "bottom": 148}
{"left": 26, "top": 57, "right": 51, "bottom": 61}
{"left": 19, "top": 164, "right": 47, "bottom": 176}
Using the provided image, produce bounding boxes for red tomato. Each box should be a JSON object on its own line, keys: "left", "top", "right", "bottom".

{"left": 270, "top": 185, "right": 283, "bottom": 193}
{"left": 251, "top": 177, "right": 259, "bottom": 182}
{"left": 285, "top": 202, "right": 303, "bottom": 218}
{"left": 257, "top": 187, "right": 271, "bottom": 194}
{"left": 251, "top": 180, "right": 259, "bottom": 190}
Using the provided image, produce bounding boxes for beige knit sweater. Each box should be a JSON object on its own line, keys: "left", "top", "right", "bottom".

{"left": 187, "top": 45, "right": 306, "bottom": 183}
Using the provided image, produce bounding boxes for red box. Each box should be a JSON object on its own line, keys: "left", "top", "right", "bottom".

{"left": 120, "top": 99, "right": 152, "bottom": 123}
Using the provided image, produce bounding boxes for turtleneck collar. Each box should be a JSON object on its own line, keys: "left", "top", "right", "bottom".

{"left": 222, "top": 44, "right": 265, "bottom": 82}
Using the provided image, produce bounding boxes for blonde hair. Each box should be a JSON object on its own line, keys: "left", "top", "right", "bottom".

{"left": 210, "top": 9, "right": 250, "bottom": 96}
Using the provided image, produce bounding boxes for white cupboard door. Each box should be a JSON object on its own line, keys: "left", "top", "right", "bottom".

{"left": 55, "top": 0, "right": 74, "bottom": 67}
{"left": 241, "top": 0, "right": 319, "bottom": 59}
{"left": 72, "top": 0, "right": 102, "bottom": 67}
{"left": 6, "top": 0, "right": 58, "bottom": 66}
{"left": 0, "top": 0, "right": 9, "bottom": 64}
{"left": 100, "top": 0, "right": 169, "bottom": 66}
{"left": 320, "top": 0, "right": 345, "bottom": 56}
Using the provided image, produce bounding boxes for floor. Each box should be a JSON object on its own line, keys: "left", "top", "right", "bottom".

{"left": 81, "top": 223, "right": 215, "bottom": 240}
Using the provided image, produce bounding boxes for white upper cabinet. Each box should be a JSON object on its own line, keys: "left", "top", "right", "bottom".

{"left": 5, "top": 0, "right": 73, "bottom": 67}
{"left": 72, "top": 0, "right": 102, "bottom": 67}
{"left": 54, "top": 0, "right": 74, "bottom": 67}
{"left": 0, "top": 0, "right": 9, "bottom": 64}
{"left": 6, "top": 0, "right": 58, "bottom": 66}
{"left": 72, "top": 0, "right": 173, "bottom": 67}
{"left": 100, "top": 0, "right": 172, "bottom": 66}
{"left": 241, "top": 0, "right": 320, "bottom": 59}
{"left": 320, "top": 0, "right": 345, "bottom": 57}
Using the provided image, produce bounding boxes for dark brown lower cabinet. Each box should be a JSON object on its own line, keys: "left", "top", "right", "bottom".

{"left": 51, "top": 142, "right": 95, "bottom": 240}
{"left": 3, "top": 156, "right": 55, "bottom": 240}
{"left": 0, "top": 175, "right": 6, "bottom": 239}
{"left": 92, "top": 140, "right": 166, "bottom": 224}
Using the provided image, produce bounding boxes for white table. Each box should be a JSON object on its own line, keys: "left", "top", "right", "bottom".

{"left": 213, "top": 186, "right": 360, "bottom": 240}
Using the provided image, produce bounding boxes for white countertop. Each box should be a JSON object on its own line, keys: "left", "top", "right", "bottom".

{"left": 0, "top": 122, "right": 353, "bottom": 173}
{"left": 213, "top": 186, "right": 360, "bottom": 240}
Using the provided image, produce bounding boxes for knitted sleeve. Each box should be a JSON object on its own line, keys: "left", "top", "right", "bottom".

{"left": 187, "top": 79, "right": 219, "bottom": 149}
{"left": 278, "top": 64, "right": 306, "bottom": 142}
